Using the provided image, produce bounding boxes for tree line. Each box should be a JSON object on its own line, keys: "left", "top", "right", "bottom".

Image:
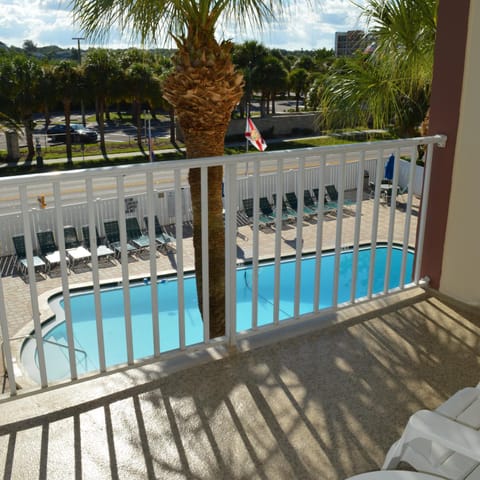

{"left": 0, "top": 43, "right": 335, "bottom": 162}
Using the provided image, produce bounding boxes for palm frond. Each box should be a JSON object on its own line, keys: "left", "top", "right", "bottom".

{"left": 361, "top": 0, "right": 437, "bottom": 87}
{"left": 71, "top": 0, "right": 289, "bottom": 46}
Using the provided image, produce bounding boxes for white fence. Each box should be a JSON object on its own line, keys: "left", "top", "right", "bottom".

{"left": 0, "top": 135, "right": 443, "bottom": 396}
{"left": 0, "top": 156, "right": 423, "bottom": 257}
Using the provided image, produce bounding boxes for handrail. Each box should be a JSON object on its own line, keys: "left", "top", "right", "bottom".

{"left": 0, "top": 134, "right": 447, "bottom": 187}
{"left": 10, "top": 334, "right": 88, "bottom": 362}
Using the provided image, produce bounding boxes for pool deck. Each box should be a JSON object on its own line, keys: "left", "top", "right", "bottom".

{"left": 1, "top": 192, "right": 418, "bottom": 338}
{"left": 2, "top": 193, "right": 480, "bottom": 479}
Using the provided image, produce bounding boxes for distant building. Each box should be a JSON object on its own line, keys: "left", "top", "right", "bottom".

{"left": 335, "top": 30, "right": 376, "bottom": 57}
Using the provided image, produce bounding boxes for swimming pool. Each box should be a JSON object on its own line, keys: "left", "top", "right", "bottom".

{"left": 23, "top": 245, "right": 413, "bottom": 382}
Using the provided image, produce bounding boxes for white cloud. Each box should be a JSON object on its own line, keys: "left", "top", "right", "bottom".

{"left": 223, "top": 0, "right": 368, "bottom": 50}
{"left": 0, "top": 0, "right": 369, "bottom": 51}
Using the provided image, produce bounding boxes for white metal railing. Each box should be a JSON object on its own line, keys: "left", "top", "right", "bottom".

{"left": 0, "top": 135, "right": 446, "bottom": 396}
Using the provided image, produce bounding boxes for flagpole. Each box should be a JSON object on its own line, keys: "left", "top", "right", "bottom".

{"left": 245, "top": 103, "right": 249, "bottom": 178}
{"left": 245, "top": 103, "right": 249, "bottom": 153}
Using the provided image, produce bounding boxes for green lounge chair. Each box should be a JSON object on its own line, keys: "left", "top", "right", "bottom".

{"left": 259, "top": 196, "right": 284, "bottom": 224}
{"left": 242, "top": 198, "right": 274, "bottom": 227}
{"left": 103, "top": 220, "right": 137, "bottom": 258}
{"left": 36, "top": 230, "right": 62, "bottom": 272}
{"left": 125, "top": 217, "right": 150, "bottom": 251}
{"left": 12, "top": 234, "right": 46, "bottom": 277}
{"left": 63, "top": 226, "right": 91, "bottom": 267}
{"left": 270, "top": 195, "right": 295, "bottom": 222}
{"left": 325, "top": 184, "right": 355, "bottom": 207}
{"left": 144, "top": 216, "right": 176, "bottom": 252}
{"left": 304, "top": 190, "right": 319, "bottom": 212}
{"left": 82, "top": 225, "right": 115, "bottom": 262}
{"left": 285, "top": 191, "right": 316, "bottom": 217}
{"left": 312, "top": 188, "right": 337, "bottom": 214}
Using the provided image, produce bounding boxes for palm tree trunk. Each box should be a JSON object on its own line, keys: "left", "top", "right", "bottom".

{"left": 162, "top": 36, "right": 243, "bottom": 338}
{"left": 133, "top": 100, "right": 143, "bottom": 151}
{"left": 64, "top": 99, "right": 73, "bottom": 163}
{"left": 24, "top": 120, "right": 35, "bottom": 161}
{"left": 185, "top": 130, "right": 227, "bottom": 338}
{"left": 97, "top": 97, "right": 107, "bottom": 157}
{"left": 188, "top": 169, "right": 225, "bottom": 337}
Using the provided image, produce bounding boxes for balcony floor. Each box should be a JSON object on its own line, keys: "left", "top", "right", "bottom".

{"left": 0, "top": 289, "right": 479, "bottom": 479}
{"left": 3, "top": 193, "right": 479, "bottom": 478}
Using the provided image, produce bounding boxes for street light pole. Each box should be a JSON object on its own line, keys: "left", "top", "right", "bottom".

{"left": 72, "top": 37, "right": 86, "bottom": 126}
{"left": 144, "top": 110, "right": 153, "bottom": 162}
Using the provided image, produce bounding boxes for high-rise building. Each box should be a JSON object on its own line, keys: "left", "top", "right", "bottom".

{"left": 335, "top": 30, "right": 375, "bottom": 56}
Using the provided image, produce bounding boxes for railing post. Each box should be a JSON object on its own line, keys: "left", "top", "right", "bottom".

{"left": 174, "top": 169, "right": 186, "bottom": 350}
{"left": 414, "top": 142, "right": 435, "bottom": 284}
{"left": 0, "top": 277, "right": 16, "bottom": 395}
{"left": 200, "top": 167, "right": 210, "bottom": 342}
{"left": 224, "top": 163, "right": 238, "bottom": 348}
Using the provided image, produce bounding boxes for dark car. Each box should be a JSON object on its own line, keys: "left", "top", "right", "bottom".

{"left": 47, "top": 123, "right": 98, "bottom": 143}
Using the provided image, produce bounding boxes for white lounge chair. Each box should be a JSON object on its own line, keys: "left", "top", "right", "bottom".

{"left": 382, "top": 386, "right": 480, "bottom": 480}
{"left": 64, "top": 226, "right": 91, "bottom": 268}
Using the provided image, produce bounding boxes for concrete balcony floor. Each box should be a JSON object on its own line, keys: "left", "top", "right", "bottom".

{"left": 0, "top": 289, "right": 479, "bottom": 479}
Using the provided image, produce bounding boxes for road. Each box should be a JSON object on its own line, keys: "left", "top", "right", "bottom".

{"left": 0, "top": 99, "right": 302, "bottom": 151}
{"left": 0, "top": 146, "right": 393, "bottom": 215}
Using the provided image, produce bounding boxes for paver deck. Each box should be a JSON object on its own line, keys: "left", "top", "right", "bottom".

{"left": 2, "top": 193, "right": 418, "bottom": 338}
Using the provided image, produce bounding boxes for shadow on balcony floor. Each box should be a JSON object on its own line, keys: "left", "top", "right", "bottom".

{"left": 1, "top": 289, "right": 479, "bottom": 479}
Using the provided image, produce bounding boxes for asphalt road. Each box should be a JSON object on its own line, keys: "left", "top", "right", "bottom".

{"left": 0, "top": 100, "right": 303, "bottom": 151}
{"left": 0, "top": 146, "right": 392, "bottom": 215}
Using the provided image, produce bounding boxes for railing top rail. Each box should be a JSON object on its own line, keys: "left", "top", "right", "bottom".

{"left": 0, "top": 135, "right": 446, "bottom": 188}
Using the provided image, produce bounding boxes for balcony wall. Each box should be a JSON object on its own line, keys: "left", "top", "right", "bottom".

{"left": 439, "top": 1, "right": 480, "bottom": 306}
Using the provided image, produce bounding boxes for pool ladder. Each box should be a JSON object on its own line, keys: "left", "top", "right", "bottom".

{"left": 11, "top": 333, "right": 88, "bottom": 369}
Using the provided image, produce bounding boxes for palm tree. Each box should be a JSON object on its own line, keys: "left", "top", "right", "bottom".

{"left": 251, "top": 55, "right": 274, "bottom": 116}
{"left": 53, "top": 61, "right": 82, "bottom": 163}
{"left": 262, "top": 56, "right": 288, "bottom": 115}
{"left": 37, "top": 63, "right": 57, "bottom": 138}
{"left": 232, "top": 41, "right": 269, "bottom": 117}
{"left": 289, "top": 68, "right": 309, "bottom": 112}
{"left": 83, "top": 48, "right": 120, "bottom": 156}
{"left": 72, "top": 0, "right": 290, "bottom": 338}
{"left": 123, "top": 62, "right": 162, "bottom": 151}
{"left": 319, "top": 0, "right": 437, "bottom": 136}
{"left": 0, "top": 54, "right": 42, "bottom": 163}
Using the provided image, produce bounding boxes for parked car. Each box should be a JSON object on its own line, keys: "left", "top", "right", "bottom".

{"left": 47, "top": 123, "right": 98, "bottom": 143}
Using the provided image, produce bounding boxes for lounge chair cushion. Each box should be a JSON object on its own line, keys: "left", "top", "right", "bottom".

{"left": 67, "top": 246, "right": 91, "bottom": 264}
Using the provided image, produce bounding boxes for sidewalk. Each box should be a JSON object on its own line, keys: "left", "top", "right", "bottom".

{"left": 0, "top": 146, "right": 184, "bottom": 170}
{"left": 0, "top": 133, "right": 356, "bottom": 170}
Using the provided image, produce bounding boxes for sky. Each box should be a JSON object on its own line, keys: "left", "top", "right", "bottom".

{"left": 0, "top": 0, "right": 368, "bottom": 52}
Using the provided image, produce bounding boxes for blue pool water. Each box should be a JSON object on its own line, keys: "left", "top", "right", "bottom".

{"left": 33, "top": 246, "right": 413, "bottom": 381}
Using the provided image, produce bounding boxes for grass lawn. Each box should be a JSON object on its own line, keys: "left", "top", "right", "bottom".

{"left": 0, "top": 130, "right": 396, "bottom": 177}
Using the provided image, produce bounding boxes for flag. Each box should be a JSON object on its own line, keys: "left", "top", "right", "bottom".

{"left": 245, "top": 118, "right": 267, "bottom": 152}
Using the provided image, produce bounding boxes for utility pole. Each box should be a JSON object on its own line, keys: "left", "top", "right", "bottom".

{"left": 144, "top": 110, "right": 153, "bottom": 162}
{"left": 72, "top": 37, "right": 86, "bottom": 126}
